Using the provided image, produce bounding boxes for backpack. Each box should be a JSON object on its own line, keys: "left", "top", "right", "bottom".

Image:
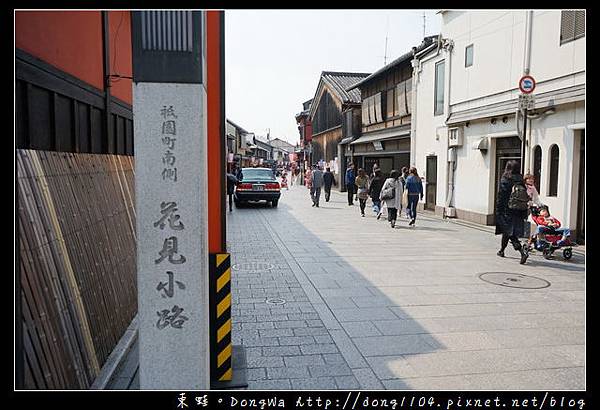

{"left": 508, "top": 183, "right": 530, "bottom": 210}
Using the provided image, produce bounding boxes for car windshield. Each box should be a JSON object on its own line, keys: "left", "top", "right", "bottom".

{"left": 240, "top": 169, "right": 275, "bottom": 181}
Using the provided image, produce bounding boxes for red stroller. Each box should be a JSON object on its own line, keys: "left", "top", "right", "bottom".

{"left": 528, "top": 206, "right": 576, "bottom": 260}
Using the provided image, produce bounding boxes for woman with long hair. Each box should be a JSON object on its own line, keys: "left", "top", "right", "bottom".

{"left": 355, "top": 168, "right": 370, "bottom": 217}
{"left": 405, "top": 167, "right": 423, "bottom": 226}
{"left": 495, "top": 160, "right": 529, "bottom": 264}
{"left": 380, "top": 169, "right": 403, "bottom": 228}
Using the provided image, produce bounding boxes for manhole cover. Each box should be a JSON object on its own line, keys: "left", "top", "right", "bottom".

{"left": 232, "top": 262, "right": 275, "bottom": 272}
{"left": 266, "top": 298, "right": 286, "bottom": 305}
{"left": 479, "top": 272, "right": 551, "bottom": 289}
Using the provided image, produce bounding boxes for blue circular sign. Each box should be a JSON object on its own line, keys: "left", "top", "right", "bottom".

{"left": 519, "top": 75, "right": 536, "bottom": 94}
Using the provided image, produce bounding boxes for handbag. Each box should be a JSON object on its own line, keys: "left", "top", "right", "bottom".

{"left": 381, "top": 187, "right": 395, "bottom": 200}
{"left": 402, "top": 188, "right": 409, "bottom": 207}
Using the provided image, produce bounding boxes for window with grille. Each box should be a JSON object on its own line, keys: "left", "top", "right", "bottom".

{"left": 548, "top": 144, "right": 560, "bottom": 196}
{"left": 465, "top": 44, "right": 474, "bottom": 67}
{"left": 560, "top": 10, "right": 585, "bottom": 45}
{"left": 434, "top": 60, "right": 445, "bottom": 116}
{"left": 533, "top": 145, "right": 542, "bottom": 194}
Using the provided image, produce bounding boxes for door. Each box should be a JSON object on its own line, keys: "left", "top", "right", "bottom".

{"left": 425, "top": 156, "right": 437, "bottom": 211}
{"left": 493, "top": 136, "right": 522, "bottom": 225}
{"left": 577, "top": 130, "right": 585, "bottom": 244}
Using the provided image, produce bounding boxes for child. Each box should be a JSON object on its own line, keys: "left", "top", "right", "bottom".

{"left": 533, "top": 205, "right": 571, "bottom": 247}
{"left": 281, "top": 172, "right": 289, "bottom": 190}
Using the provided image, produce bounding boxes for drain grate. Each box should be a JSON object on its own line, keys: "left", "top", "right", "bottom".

{"left": 266, "top": 298, "right": 286, "bottom": 305}
{"left": 232, "top": 262, "right": 275, "bottom": 272}
{"left": 479, "top": 272, "right": 551, "bottom": 289}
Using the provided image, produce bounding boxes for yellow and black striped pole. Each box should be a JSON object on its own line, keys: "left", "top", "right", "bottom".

{"left": 209, "top": 253, "right": 232, "bottom": 381}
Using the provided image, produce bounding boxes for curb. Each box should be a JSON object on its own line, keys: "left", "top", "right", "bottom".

{"left": 90, "top": 314, "right": 139, "bottom": 390}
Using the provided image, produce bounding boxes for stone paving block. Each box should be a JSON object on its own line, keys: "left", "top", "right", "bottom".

{"left": 267, "top": 366, "right": 310, "bottom": 379}
{"left": 314, "top": 335, "right": 334, "bottom": 344}
{"left": 299, "top": 344, "right": 339, "bottom": 355}
{"left": 323, "top": 353, "right": 347, "bottom": 365}
{"left": 262, "top": 346, "right": 302, "bottom": 356}
{"left": 256, "top": 314, "right": 289, "bottom": 322}
{"left": 259, "top": 328, "right": 295, "bottom": 338}
{"left": 308, "top": 363, "right": 354, "bottom": 377}
{"left": 341, "top": 321, "right": 382, "bottom": 337}
{"left": 246, "top": 368, "right": 267, "bottom": 381}
{"left": 365, "top": 355, "right": 419, "bottom": 380}
{"left": 274, "top": 320, "right": 307, "bottom": 329}
{"left": 373, "top": 319, "right": 432, "bottom": 336}
{"left": 291, "top": 377, "right": 337, "bottom": 390}
{"left": 306, "top": 319, "right": 325, "bottom": 328}
{"left": 248, "top": 379, "right": 292, "bottom": 390}
{"left": 463, "top": 367, "right": 585, "bottom": 390}
{"left": 385, "top": 375, "right": 471, "bottom": 390}
{"left": 242, "top": 337, "right": 280, "bottom": 347}
{"left": 241, "top": 321, "right": 275, "bottom": 330}
{"left": 329, "top": 330, "right": 368, "bottom": 369}
{"left": 293, "top": 327, "right": 330, "bottom": 336}
{"left": 246, "top": 355, "right": 285, "bottom": 368}
{"left": 287, "top": 313, "right": 321, "bottom": 321}
{"left": 332, "top": 307, "right": 400, "bottom": 322}
{"left": 278, "top": 336, "right": 316, "bottom": 346}
{"left": 284, "top": 355, "right": 325, "bottom": 367}
{"left": 353, "top": 335, "right": 439, "bottom": 356}
{"left": 334, "top": 375, "right": 360, "bottom": 389}
{"left": 352, "top": 367, "right": 385, "bottom": 389}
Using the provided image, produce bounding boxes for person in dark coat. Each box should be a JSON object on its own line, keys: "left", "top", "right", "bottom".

{"left": 495, "top": 160, "right": 529, "bottom": 264}
{"left": 369, "top": 169, "right": 384, "bottom": 216}
{"left": 226, "top": 169, "right": 239, "bottom": 212}
{"left": 345, "top": 163, "right": 356, "bottom": 206}
{"left": 322, "top": 167, "right": 337, "bottom": 202}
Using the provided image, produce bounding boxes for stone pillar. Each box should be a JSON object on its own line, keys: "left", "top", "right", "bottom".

{"left": 132, "top": 11, "right": 210, "bottom": 390}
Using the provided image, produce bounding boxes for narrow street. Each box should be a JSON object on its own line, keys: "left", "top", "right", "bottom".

{"left": 228, "top": 183, "right": 585, "bottom": 390}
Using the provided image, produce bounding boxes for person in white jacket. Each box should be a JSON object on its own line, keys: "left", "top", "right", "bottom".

{"left": 380, "top": 170, "right": 403, "bottom": 228}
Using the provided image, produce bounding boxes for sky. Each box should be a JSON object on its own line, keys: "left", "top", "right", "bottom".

{"left": 225, "top": 10, "right": 442, "bottom": 145}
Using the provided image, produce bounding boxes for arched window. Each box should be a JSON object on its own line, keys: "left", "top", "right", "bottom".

{"left": 533, "top": 145, "right": 542, "bottom": 193}
{"left": 548, "top": 145, "right": 560, "bottom": 197}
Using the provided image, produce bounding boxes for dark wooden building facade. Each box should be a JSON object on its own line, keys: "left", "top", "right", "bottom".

{"left": 308, "top": 72, "right": 369, "bottom": 188}
{"left": 347, "top": 36, "right": 438, "bottom": 177}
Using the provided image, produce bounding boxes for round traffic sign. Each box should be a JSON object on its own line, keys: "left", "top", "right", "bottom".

{"left": 519, "top": 75, "right": 536, "bottom": 94}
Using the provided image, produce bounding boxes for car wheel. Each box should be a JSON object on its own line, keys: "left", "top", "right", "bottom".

{"left": 271, "top": 200, "right": 279, "bottom": 208}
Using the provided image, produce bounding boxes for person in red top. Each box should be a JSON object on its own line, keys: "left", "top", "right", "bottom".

{"left": 534, "top": 205, "right": 571, "bottom": 247}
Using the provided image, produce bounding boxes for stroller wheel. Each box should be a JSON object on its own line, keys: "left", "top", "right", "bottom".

{"left": 563, "top": 248, "right": 573, "bottom": 260}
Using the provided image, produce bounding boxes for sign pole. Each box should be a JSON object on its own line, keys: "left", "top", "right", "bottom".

{"left": 518, "top": 75, "right": 536, "bottom": 175}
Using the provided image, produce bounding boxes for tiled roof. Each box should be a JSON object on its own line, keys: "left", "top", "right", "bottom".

{"left": 347, "top": 35, "right": 439, "bottom": 92}
{"left": 321, "top": 71, "right": 371, "bottom": 104}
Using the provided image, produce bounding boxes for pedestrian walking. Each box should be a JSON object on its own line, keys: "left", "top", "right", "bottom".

{"left": 523, "top": 173, "right": 542, "bottom": 246}
{"left": 380, "top": 169, "right": 402, "bottom": 228}
{"left": 355, "top": 168, "right": 370, "bottom": 217}
{"left": 495, "top": 160, "right": 529, "bottom": 264}
{"left": 369, "top": 169, "right": 385, "bottom": 217}
{"left": 345, "top": 163, "right": 356, "bottom": 206}
{"left": 405, "top": 167, "right": 424, "bottom": 226}
{"left": 323, "top": 167, "right": 337, "bottom": 202}
{"left": 226, "top": 170, "right": 238, "bottom": 212}
{"left": 311, "top": 165, "right": 324, "bottom": 207}
{"left": 281, "top": 171, "right": 289, "bottom": 190}
{"left": 400, "top": 167, "right": 410, "bottom": 219}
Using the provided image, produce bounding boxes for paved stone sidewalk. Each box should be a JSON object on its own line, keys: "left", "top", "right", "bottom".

{"left": 227, "top": 183, "right": 585, "bottom": 390}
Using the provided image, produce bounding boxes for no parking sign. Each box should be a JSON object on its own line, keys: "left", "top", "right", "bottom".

{"left": 519, "top": 75, "right": 536, "bottom": 94}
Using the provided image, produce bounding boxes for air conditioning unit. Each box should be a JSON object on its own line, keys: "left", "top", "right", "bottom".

{"left": 448, "top": 127, "right": 463, "bottom": 147}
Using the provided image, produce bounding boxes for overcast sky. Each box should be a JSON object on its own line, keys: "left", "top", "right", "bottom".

{"left": 225, "top": 10, "right": 442, "bottom": 145}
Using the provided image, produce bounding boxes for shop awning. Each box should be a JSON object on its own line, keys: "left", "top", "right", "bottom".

{"left": 350, "top": 128, "right": 410, "bottom": 145}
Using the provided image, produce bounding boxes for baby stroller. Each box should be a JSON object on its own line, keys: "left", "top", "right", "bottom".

{"left": 527, "top": 205, "right": 576, "bottom": 260}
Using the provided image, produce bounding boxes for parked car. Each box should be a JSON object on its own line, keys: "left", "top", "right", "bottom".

{"left": 234, "top": 167, "right": 281, "bottom": 207}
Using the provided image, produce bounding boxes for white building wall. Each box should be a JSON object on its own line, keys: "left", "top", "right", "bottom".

{"left": 413, "top": 10, "right": 585, "bottom": 228}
